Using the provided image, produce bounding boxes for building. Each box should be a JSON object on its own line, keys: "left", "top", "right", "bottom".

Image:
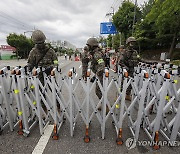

{"left": 0, "top": 45, "right": 16, "bottom": 60}
{"left": 63, "top": 41, "right": 76, "bottom": 51}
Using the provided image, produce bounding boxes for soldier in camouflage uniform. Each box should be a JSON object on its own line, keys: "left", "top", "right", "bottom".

{"left": 27, "top": 30, "right": 58, "bottom": 84}
{"left": 27, "top": 30, "right": 59, "bottom": 113}
{"left": 86, "top": 38, "right": 105, "bottom": 100}
{"left": 81, "top": 46, "right": 89, "bottom": 81}
{"left": 117, "top": 45, "right": 125, "bottom": 64}
{"left": 119, "top": 37, "right": 140, "bottom": 100}
{"left": 115, "top": 45, "right": 125, "bottom": 73}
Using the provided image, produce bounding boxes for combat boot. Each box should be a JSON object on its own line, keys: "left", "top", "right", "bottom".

{"left": 42, "top": 106, "right": 47, "bottom": 120}
{"left": 125, "top": 94, "right": 131, "bottom": 101}
{"left": 57, "top": 105, "right": 61, "bottom": 115}
{"left": 98, "top": 105, "right": 109, "bottom": 115}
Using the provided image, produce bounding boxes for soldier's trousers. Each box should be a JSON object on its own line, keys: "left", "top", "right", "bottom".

{"left": 96, "top": 75, "right": 103, "bottom": 99}
{"left": 126, "top": 69, "right": 134, "bottom": 95}
{"left": 38, "top": 72, "right": 60, "bottom": 110}
{"left": 82, "top": 65, "right": 88, "bottom": 80}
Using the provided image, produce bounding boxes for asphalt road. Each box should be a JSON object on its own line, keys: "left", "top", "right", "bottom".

{"left": 0, "top": 57, "right": 180, "bottom": 154}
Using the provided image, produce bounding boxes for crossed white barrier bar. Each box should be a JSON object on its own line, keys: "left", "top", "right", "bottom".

{"left": 0, "top": 63, "right": 179, "bottom": 149}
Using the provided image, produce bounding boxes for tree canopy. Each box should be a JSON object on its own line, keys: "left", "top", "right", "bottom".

{"left": 7, "top": 33, "right": 34, "bottom": 59}
{"left": 146, "top": 0, "right": 180, "bottom": 57}
{"left": 113, "top": 0, "right": 142, "bottom": 39}
{"left": 109, "top": 0, "right": 180, "bottom": 59}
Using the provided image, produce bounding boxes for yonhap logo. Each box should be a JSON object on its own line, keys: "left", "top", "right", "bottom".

{"left": 126, "top": 138, "right": 136, "bottom": 150}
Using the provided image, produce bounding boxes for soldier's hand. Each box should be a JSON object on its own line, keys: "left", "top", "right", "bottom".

{"left": 44, "top": 66, "right": 53, "bottom": 75}
{"left": 90, "top": 76, "right": 96, "bottom": 82}
{"left": 88, "top": 55, "right": 93, "bottom": 59}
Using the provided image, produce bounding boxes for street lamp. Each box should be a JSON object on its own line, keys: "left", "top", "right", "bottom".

{"left": 24, "top": 31, "right": 33, "bottom": 36}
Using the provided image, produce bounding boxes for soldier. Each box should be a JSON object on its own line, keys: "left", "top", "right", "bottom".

{"left": 81, "top": 46, "right": 89, "bottom": 81}
{"left": 27, "top": 30, "right": 59, "bottom": 114}
{"left": 115, "top": 45, "right": 125, "bottom": 73}
{"left": 27, "top": 30, "right": 58, "bottom": 84}
{"left": 119, "top": 37, "right": 140, "bottom": 100}
{"left": 104, "top": 49, "right": 110, "bottom": 68}
{"left": 86, "top": 37, "right": 105, "bottom": 101}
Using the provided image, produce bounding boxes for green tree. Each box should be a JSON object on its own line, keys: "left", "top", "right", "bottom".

{"left": 141, "top": 0, "right": 155, "bottom": 18}
{"left": 146, "top": 0, "right": 180, "bottom": 58}
{"left": 66, "top": 48, "right": 74, "bottom": 56}
{"left": 97, "top": 36, "right": 107, "bottom": 48}
{"left": 112, "top": 33, "right": 126, "bottom": 50}
{"left": 112, "top": 0, "right": 142, "bottom": 39}
{"left": 107, "top": 34, "right": 112, "bottom": 48}
{"left": 134, "top": 19, "right": 158, "bottom": 50}
{"left": 7, "top": 33, "right": 34, "bottom": 59}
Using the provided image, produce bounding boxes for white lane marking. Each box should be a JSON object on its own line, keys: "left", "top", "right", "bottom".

{"left": 32, "top": 125, "right": 53, "bottom": 154}
{"left": 79, "top": 65, "right": 82, "bottom": 68}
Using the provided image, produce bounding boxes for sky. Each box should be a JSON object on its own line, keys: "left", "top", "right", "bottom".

{"left": 0, "top": 0, "right": 148, "bottom": 48}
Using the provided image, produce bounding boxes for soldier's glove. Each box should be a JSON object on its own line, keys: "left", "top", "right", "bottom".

{"left": 44, "top": 66, "right": 53, "bottom": 75}
{"left": 90, "top": 76, "right": 96, "bottom": 82}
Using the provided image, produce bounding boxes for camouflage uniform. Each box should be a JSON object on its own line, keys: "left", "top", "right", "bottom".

{"left": 119, "top": 37, "right": 140, "bottom": 96}
{"left": 86, "top": 38, "right": 105, "bottom": 99}
{"left": 119, "top": 48, "right": 139, "bottom": 77}
{"left": 116, "top": 46, "right": 125, "bottom": 65}
{"left": 104, "top": 51, "right": 110, "bottom": 68}
{"left": 27, "top": 30, "right": 58, "bottom": 84}
{"left": 90, "top": 47, "right": 105, "bottom": 99}
{"left": 28, "top": 45, "right": 58, "bottom": 69}
{"left": 27, "top": 30, "right": 58, "bottom": 112}
{"left": 81, "top": 46, "right": 89, "bottom": 80}
{"left": 115, "top": 46, "right": 125, "bottom": 73}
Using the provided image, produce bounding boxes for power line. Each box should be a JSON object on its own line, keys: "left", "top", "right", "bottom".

{"left": 0, "top": 20, "right": 26, "bottom": 32}
{"left": 0, "top": 10, "right": 33, "bottom": 30}
{"left": 113, "top": 0, "right": 123, "bottom": 11}
{"left": 105, "top": 0, "right": 123, "bottom": 20}
{"left": 0, "top": 10, "right": 32, "bottom": 29}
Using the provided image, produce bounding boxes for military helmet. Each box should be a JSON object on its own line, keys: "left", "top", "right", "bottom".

{"left": 84, "top": 46, "right": 88, "bottom": 51}
{"left": 86, "top": 38, "right": 98, "bottom": 47}
{"left": 126, "top": 37, "right": 136, "bottom": 45}
{"left": 32, "top": 30, "right": 46, "bottom": 44}
{"left": 119, "top": 45, "right": 124, "bottom": 49}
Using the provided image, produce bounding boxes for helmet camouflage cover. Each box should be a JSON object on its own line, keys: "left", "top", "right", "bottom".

{"left": 86, "top": 38, "right": 98, "bottom": 47}
{"left": 84, "top": 46, "right": 89, "bottom": 51}
{"left": 32, "top": 30, "right": 46, "bottom": 44}
{"left": 126, "top": 37, "right": 136, "bottom": 45}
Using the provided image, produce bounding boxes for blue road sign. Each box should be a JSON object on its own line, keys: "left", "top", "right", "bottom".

{"left": 100, "top": 22, "right": 118, "bottom": 34}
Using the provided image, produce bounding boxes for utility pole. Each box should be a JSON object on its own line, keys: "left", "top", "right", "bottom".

{"left": 119, "top": 32, "right": 122, "bottom": 46}
{"left": 105, "top": 7, "right": 117, "bottom": 50}
{"left": 132, "top": 0, "right": 137, "bottom": 36}
{"left": 111, "top": 7, "right": 115, "bottom": 50}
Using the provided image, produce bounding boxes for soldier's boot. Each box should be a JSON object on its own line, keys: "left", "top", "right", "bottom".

{"left": 57, "top": 104, "right": 61, "bottom": 115}
{"left": 106, "top": 105, "right": 110, "bottom": 115}
{"left": 42, "top": 106, "right": 47, "bottom": 120}
{"left": 149, "top": 105, "right": 153, "bottom": 114}
{"left": 98, "top": 105, "right": 109, "bottom": 115}
{"left": 97, "top": 104, "right": 102, "bottom": 111}
{"left": 125, "top": 95, "right": 131, "bottom": 101}
{"left": 84, "top": 77, "right": 87, "bottom": 82}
